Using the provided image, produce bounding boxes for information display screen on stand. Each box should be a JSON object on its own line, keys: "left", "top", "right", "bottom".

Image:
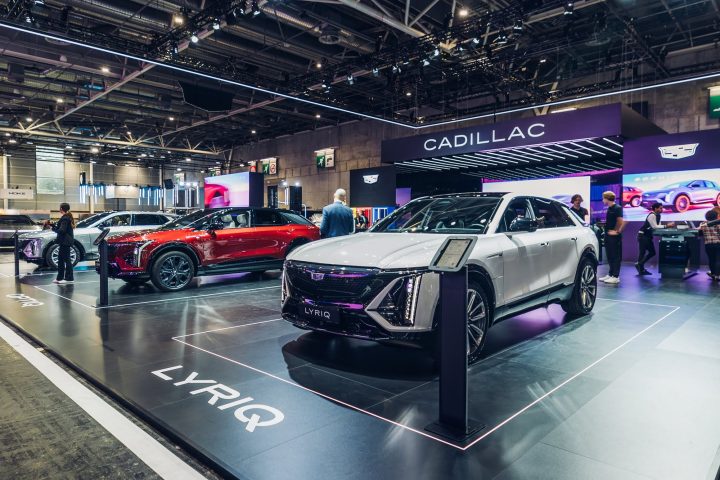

{"left": 426, "top": 236, "right": 485, "bottom": 444}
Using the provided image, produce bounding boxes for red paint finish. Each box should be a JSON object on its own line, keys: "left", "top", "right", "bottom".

{"left": 105, "top": 209, "right": 320, "bottom": 278}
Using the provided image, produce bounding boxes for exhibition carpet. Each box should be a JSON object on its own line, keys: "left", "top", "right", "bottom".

{"left": 1, "top": 260, "right": 719, "bottom": 479}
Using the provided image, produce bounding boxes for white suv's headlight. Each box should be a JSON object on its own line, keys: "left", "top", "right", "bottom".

{"left": 376, "top": 274, "right": 423, "bottom": 326}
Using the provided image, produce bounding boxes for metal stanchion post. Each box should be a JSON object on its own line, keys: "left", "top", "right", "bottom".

{"left": 13, "top": 230, "right": 20, "bottom": 278}
{"left": 425, "top": 237, "right": 484, "bottom": 445}
{"left": 99, "top": 239, "right": 109, "bottom": 307}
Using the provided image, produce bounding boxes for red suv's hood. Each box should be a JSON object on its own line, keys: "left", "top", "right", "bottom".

{"left": 107, "top": 227, "right": 191, "bottom": 243}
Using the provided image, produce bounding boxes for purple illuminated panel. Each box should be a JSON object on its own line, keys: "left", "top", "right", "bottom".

{"left": 624, "top": 129, "right": 720, "bottom": 174}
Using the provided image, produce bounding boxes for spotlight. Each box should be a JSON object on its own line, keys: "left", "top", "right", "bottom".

{"left": 315, "top": 113, "right": 321, "bottom": 118}
{"left": 495, "top": 30, "right": 508, "bottom": 45}
{"left": 25, "top": 116, "right": 33, "bottom": 122}
{"left": 251, "top": 129, "right": 257, "bottom": 134}
{"left": 471, "top": 37, "right": 480, "bottom": 45}
{"left": 168, "top": 116, "right": 175, "bottom": 121}
{"left": 316, "top": 60, "right": 323, "bottom": 69}
{"left": 422, "top": 58, "right": 430, "bottom": 66}
{"left": 405, "top": 90, "right": 412, "bottom": 97}
{"left": 91, "top": 147, "right": 99, "bottom": 153}
{"left": 170, "top": 41, "right": 179, "bottom": 56}
{"left": 514, "top": 19, "right": 524, "bottom": 33}
{"left": 539, "top": 57, "right": 547, "bottom": 64}
{"left": 432, "top": 47, "right": 440, "bottom": 57}
{"left": 392, "top": 64, "right": 401, "bottom": 73}
{"left": 56, "top": 97, "right": 64, "bottom": 103}
{"left": 185, "top": 157, "right": 191, "bottom": 162}
{"left": 107, "top": 162, "right": 115, "bottom": 166}
{"left": 251, "top": 0, "right": 260, "bottom": 16}
{"left": 65, "top": 145, "right": 72, "bottom": 149}
{"left": 101, "top": 66, "right": 110, "bottom": 73}
{"left": 24, "top": 12, "right": 35, "bottom": 24}
{"left": 346, "top": 72, "right": 354, "bottom": 85}
{"left": 372, "top": 67, "right": 379, "bottom": 76}
{"left": 34, "top": 0, "right": 44, "bottom": 4}
{"left": 239, "top": 0, "right": 248, "bottom": 14}
{"left": 172, "top": 11, "right": 186, "bottom": 26}
{"left": 212, "top": 18, "right": 221, "bottom": 30}
{"left": 564, "top": 2, "right": 574, "bottom": 15}
{"left": 458, "top": 7, "right": 469, "bottom": 17}
{"left": 190, "top": 33, "right": 199, "bottom": 43}
{"left": 8, "top": 138, "right": 17, "bottom": 144}
{"left": 176, "top": 168, "right": 182, "bottom": 171}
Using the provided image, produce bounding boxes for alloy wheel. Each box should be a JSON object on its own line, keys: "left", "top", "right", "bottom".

{"left": 158, "top": 255, "right": 192, "bottom": 289}
{"left": 579, "top": 264, "right": 597, "bottom": 311}
{"left": 466, "top": 288, "right": 487, "bottom": 356}
{"left": 51, "top": 245, "right": 78, "bottom": 268}
{"left": 675, "top": 195, "right": 690, "bottom": 212}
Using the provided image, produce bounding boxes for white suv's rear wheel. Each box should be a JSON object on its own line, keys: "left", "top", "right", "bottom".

{"left": 561, "top": 258, "right": 597, "bottom": 316}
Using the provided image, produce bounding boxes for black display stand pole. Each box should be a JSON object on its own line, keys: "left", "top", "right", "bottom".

{"left": 98, "top": 239, "right": 109, "bottom": 307}
{"left": 425, "top": 267, "right": 484, "bottom": 444}
{"left": 13, "top": 230, "right": 20, "bottom": 278}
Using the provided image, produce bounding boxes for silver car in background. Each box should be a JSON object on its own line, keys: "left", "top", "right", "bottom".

{"left": 19, "top": 211, "right": 176, "bottom": 269}
{"left": 0, "top": 214, "right": 42, "bottom": 245}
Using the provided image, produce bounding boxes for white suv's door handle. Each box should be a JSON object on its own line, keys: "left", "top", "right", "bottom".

{"left": 570, "top": 237, "right": 578, "bottom": 241}
{"left": 540, "top": 242, "right": 550, "bottom": 247}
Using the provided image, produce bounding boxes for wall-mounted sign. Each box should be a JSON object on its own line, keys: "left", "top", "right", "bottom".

{"left": 0, "top": 188, "right": 34, "bottom": 200}
{"left": 106, "top": 185, "right": 140, "bottom": 199}
{"left": 315, "top": 148, "right": 335, "bottom": 168}
{"left": 658, "top": 143, "right": 699, "bottom": 159}
{"left": 709, "top": 86, "right": 720, "bottom": 119}
{"left": 256, "top": 157, "right": 278, "bottom": 175}
{"left": 349, "top": 166, "right": 396, "bottom": 207}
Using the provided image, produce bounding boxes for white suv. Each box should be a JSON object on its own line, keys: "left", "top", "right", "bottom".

{"left": 282, "top": 193, "right": 599, "bottom": 362}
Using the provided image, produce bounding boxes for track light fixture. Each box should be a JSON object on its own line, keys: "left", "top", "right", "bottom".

{"left": 431, "top": 47, "right": 440, "bottom": 58}
{"left": 238, "top": 0, "right": 248, "bottom": 14}
{"left": 495, "top": 30, "right": 508, "bottom": 45}
{"left": 422, "top": 58, "right": 430, "bottom": 67}
{"left": 190, "top": 33, "right": 199, "bottom": 43}
{"left": 564, "top": 2, "right": 574, "bottom": 15}
{"left": 346, "top": 72, "right": 354, "bottom": 85}
{"left": 212, "top": 18, "right": 221, "bottom": 30}
{"left": 251, "top": 0, "right": 260, "bottom": 16}
{"left": 372, "top": 67, "right": 380, "bottom": 77}
{"left": 513, "top": 18, "right": 524, "bottom": 33}
{"left": 170, "top": 41, "right": 179, "bottom": 56}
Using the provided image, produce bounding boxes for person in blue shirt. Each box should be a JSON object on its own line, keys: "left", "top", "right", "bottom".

{"left": 320, "top": 189, "right": 355, "bottom": 238}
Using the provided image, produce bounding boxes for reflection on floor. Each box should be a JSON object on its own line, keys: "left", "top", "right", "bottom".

{"left": 1, "top": 256, "right": 719, "bottom": 480}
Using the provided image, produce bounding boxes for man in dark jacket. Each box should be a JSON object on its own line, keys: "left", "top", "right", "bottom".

{"left": 320, "top": 189, "right": 355, "bottom": 238}
{"left": 51, "top": 203, "right": 75, "bottom": 284}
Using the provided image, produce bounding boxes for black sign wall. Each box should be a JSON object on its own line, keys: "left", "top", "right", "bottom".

{"left": 350, "top": 166, "right": 397, "bottom": 207}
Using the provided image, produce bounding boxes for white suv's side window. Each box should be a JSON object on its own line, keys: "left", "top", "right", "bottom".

{"left": 530, "top": 198, "right": 575, "bottom": 228}
{"left": 497, "top": 198, "right": 533, "bottom": 233}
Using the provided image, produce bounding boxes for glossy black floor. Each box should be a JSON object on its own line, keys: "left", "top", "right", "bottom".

{"left": 1, "top": 253, "right": 720, "bottom": 480}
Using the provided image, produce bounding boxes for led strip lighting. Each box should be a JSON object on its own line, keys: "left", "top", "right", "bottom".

{"left": 2, "top": 21, "right": 720, "bottom": 130}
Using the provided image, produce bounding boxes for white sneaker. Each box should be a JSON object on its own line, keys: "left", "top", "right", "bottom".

{"left": 604, "top": 276, "right": 620, "bottom": 285}
{"left": 599, "top": 275, "right": 610, "bottom": 282}
{"left": 52, "top": 279, "right": 61, "bottom": 284}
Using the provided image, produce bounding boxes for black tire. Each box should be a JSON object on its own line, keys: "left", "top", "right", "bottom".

{"left": 431, "top": 280, "right": 491, "bottom": 365}
{"left": 45, "top": 243, "right": 81, "bottom": 269}
{"left": 672, "top": 194, "right": 691, "bottom": 213}
{"left": 121, "top": 278, "right": 148, "bottom": 286}
{"left": 150, "top": 250, "right": 195, "bottom": 292}
{"left": 561, "top": 257, "right": 598, "bottom": 316}
{"left": 630, "top": 196, "right": 641, "bottom": 208}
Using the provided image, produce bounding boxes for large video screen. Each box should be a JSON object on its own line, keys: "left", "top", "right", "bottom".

{"left": 483, "top": 176, "right": 591, "bottom": 212}
{"left": 622, "top": 168, "right": 720, "bottom": 221}
{"left": 204, "top": 173, "right": 250, "bottom": 208}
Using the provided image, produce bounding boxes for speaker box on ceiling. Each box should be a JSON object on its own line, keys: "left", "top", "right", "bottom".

{"left": 178, "top": 82, "right": 234, "bottom": 111}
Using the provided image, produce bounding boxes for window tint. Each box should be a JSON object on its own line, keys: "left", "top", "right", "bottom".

{"left": 280, "top": 212, "right": 313, "bottom": 226}
{"left": 217, "top": 209, "right": 250, "bottom": 229}
{"left": 101, "top": 214, "right": 131, "bottom": 227}
{"left": 530, "top": 198, "right": 574, "bottom": 228}
{"left": 497, "top": 198, "right": 533, "bottom": 233}
{"left": 689, "top": 181, "right": 703, "bottom": 188}
{"left": 133, "top": 214, "right": 167, "bottom": 226}
{"left": 253, "top": 210, "right": 287, "bottom": 226}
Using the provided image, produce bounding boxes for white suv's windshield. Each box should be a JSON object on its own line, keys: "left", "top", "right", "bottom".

{"left": 371, "top": 196, "right": 502, "bottom": 234}
{"left": 76, "top": 212, "right": 112, "bottom": 228}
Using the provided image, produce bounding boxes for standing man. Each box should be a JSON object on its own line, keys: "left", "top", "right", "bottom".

{"left": 570, "top": 194, "right": 589, "bottom": 223}
{"left": 320, "top": 188, "right": 355, "bottom": 238}
{"left": 601, "top": 191, "right": 625, "bottom": 284}
{"left": 635, "top": 202, "right": 674, "bottom": 275}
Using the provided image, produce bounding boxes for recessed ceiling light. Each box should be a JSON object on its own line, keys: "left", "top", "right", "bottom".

{"left": 168, "top": 116, "right": 175, "bottom": 121}
{"left": 101, "top": 66, "right": 110, "bottom": 73}
{"left": 56, "top": 98, "right": 64, "bottom": 104}
{"left": 251, "top": 129, "right": 257, "bottom": 134}
{"left": 315, "top": 113, "right": 321, "bottom": 118}
{"left": 405, "top": 91, "right": 412, "bottom": 97}
{"left": 458, "top": 7, "right": 469, "bottom": 17}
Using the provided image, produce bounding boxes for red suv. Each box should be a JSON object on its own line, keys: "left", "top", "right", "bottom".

{"left": 104, "top": 208, "right": 320, "bottom": 291}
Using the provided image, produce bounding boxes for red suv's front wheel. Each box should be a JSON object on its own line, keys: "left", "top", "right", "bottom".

{"left": 151, "top": 250, "right": 195, "bottom": 291}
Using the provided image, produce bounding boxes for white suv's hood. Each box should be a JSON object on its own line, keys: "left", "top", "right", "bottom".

{"left": 288, "top": 232, "right": 459, "bottom": 269}
{"left": 20, "top": 226, "right": 100, "bottom": 240}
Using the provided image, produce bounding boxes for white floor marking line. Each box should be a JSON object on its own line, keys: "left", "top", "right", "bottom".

{"left": 33, "top": 286, "right": 96, "bottom": 310}
{"left": 172, "top": 337, "right": 466, "bottom": 451}
{"left": 596, "top": 297, "right": 680, "bottom": 309}
{"left": 460, "top": 305, "right": 680, "bottom": 450}
{"left": 176, "top": 299, "right": 680, "bottom": 450}
{"left": 0, "top": 321, "right": 206, "bottom": 480}
{"left": 99, "top": 285, "right": 281, "bottom": 309}
{"left": 173, "top": 318, "right": 283, "bottom": 339}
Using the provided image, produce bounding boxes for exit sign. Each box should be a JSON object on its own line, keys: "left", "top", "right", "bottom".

{"left": 710, "top": 87, "right": 720, "bottom": 119}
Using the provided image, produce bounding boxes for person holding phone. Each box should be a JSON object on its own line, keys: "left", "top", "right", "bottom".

{"left": 50, "top": 203, "right": 76, "bottom": 284}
